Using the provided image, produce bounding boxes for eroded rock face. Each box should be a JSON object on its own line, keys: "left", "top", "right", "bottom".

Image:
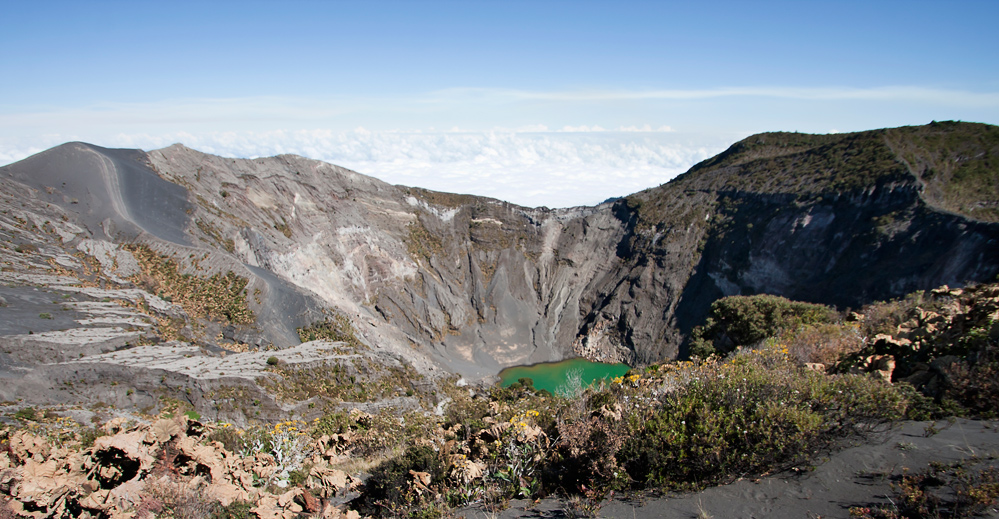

{"left": 144, "top": 145, "right": 641, "bottom": 377}
{"left": 1, "top": 123, "right": 997, "bottom": 388}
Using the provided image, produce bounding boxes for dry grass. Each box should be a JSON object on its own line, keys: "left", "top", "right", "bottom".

{"left": 330, "top": 445, "right": 406, "bottom": 475}
{"left": 782, "top": 323, "right": 866, "bottom": 366}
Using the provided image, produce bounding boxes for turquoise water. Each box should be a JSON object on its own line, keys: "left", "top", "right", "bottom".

{"left": 498, "top": 358, "right": 630, "bottom": 395}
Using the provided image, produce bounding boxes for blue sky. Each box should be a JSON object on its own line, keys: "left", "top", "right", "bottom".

{"left": 2, "top": 0, "right": 997, "bottom": 207}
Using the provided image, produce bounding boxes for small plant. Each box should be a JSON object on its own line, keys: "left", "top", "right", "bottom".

{"left": 297, "top": 311, "right": 362, "bottom": 349}
{"left": 211, "top": 500, "right": 254, "bottom": 519}
{"left": 39, "top": 313, "right": 53, "bottom": 319}
{"left": 13, "top": 407, "right": 38, "bottom": 421}
{"left": 78, "top": 427, "right": 107, "bottom": 449}
{"left": 850, "top": 457, "right": 999, "bottom": 518}
{"left": 266, "top": 356, "right": 279, "bottom": 366}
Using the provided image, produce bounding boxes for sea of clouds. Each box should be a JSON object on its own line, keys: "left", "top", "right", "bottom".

{"left": 0, "top": 128, "right": 732, "bottom": 208}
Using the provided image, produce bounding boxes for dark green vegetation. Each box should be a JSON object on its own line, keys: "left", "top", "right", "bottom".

{"left": 620, "top": 353, "right": 902, "bottom": 490}
{"left": 630, "top": 121, "right": 999, "bottom": 227}
{"left": 690, "top": 294, "right": 837, "bottom": 358}
{"left": 886, "top": 121, "right": 999, "bottom": 222}
{"left": 497, "top": 358, "right": 630, "bottom": 395}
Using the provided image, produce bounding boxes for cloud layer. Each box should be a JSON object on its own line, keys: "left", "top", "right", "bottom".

{"left": 0, "top": 129, "right": 730, "bottom": 208}
{"left": 6, "top": 83, "right": 989, "bottom": 207}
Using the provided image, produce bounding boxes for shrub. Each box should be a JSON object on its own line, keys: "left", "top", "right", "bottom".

{"left": 780, "top": 323, "right": 865, "bottom": 366}
{"left": 310, "top": 410, "right": 352, "bottom": 438}
{"left": 297, "top": 311, "right": 362, "bottom": 349}
{"left": 944, "top": 347, "right": 999, "bottom": 418}
{"left": 360, "top": 445, "right": 447, "bottom": 513}
{"left": 850, "top": 457, "right": 999, "bottom": 519}
{"left": 206, "top": 426, "right": 245, "bottom": 454}
{"left": 551, "top": 395, "right": 630, "bottom": 493}
{"left": 13, "top": 407, "right": 38, "bottom": 421}
{"left": 211, "top": 500, "right": 254, "bottom": 519}
{"left": 837, "top": 282, "right": 999, "bottom": 417}
{"left": 78, "top": 427, "right": 107, "bottom": 449}
{"left": 619, "top": 345, "right": 903, "bottom": 490}
{"left": 690, "top": 294, "right": 837, "bottom": 358}
{"left": 266, "top": 356, "right": 279, "bottom": 366}
{"left": 143, "top": 475, "right": 220, "bottom": 519}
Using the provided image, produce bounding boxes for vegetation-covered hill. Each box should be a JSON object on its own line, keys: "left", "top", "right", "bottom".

{"left": 615, "top": 121, "right": 999, "bottom": 360}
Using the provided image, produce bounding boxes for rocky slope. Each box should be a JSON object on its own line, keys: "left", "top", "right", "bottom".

{"left": 0, "top": 121, "right": 996, "bottom": 419}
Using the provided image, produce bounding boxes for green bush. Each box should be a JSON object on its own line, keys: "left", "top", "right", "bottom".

{"left": 78, "top": 427, "right": 107, "bottom": 449}
{"left": 211, "top": 500, "right": 254, "bottom": 519}
{"left": 266, "top": 356, "right": 279, "bottom": 366}
{"left": 206, "top": 427, "right": 247, "bottom": 454}
{"left": 310, "top": 410, "right": 353, "bottom": 437}
{"left": 690, "top": 294, "right": 837, "bottom": 358}
{"left": 13, "top": 407, "right": 38, "bottom": 421}
{"left": 360, "top": 445, "right": 447, "bottom": 513}
{"left": 297, "top": 311, "right": 362, "bottom": 349}
{"left": 619, "top": 347, "right": 903, "bottom": 490}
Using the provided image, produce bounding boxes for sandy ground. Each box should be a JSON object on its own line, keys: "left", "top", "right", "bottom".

{"left": 459, "top": 419, "right": 999, "bottom": 518}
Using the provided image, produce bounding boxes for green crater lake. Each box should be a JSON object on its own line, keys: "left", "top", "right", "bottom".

{"left": 498, "top": 358, "right": 630, "bottom": 395}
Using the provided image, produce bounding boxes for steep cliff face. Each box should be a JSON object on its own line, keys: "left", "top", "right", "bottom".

{"left": 144, "top": 146, "right": 636, "bottom": 377}
{"left": 1, "top": 122, "right": 997, "bottom": 383}
{"left": 599, "top": 122, "right": 999, "bottom": 360}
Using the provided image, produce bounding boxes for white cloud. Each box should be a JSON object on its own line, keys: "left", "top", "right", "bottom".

{"left": 0, "top": 129, "right": 730, "bottom": 208}
{"left": 556, "top": 124, "right": 675, "bottom": 133}
{"left": 559, "top": 125, "right": 607, "bottom": 132}
{"left": 5, "top": 82, "right": 989, "bottom": 207}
